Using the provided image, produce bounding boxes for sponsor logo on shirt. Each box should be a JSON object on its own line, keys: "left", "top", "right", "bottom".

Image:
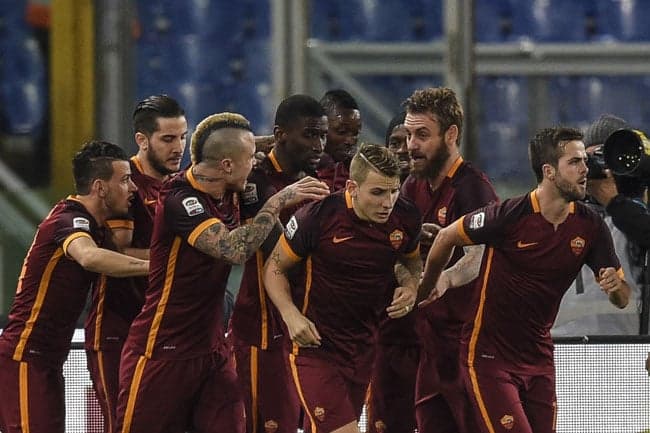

{"left": 389, "top": 229, "right": 404, "bottom": 249}
{"left": 182, "top": 197, "right": 205, "bottom": 216}
{"left": 285, "top": 215, "right": 298, "bottom": 239}
{"left": 500, "top": 414, "right": 515, "bottom": 430}
{"left": 570, "top": 236, "right": 585, "bottom": 256}
{"left": 242, "top": 183, "right": 259, "bottom": 205}
{"left": 314, "top": 406, "right": 326, "bottom": 422}
{"left": 437, "top": 206, "right": 447, "bottom": 226}
{"left": 73, "top": 217, "right": 90, "bottom": 231}
{"left": 469, "top": 212, "right": 485, "bottom": 229}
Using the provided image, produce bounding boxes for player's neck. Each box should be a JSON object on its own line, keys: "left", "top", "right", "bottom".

{"left": 273, "top": 148, "right": 302, "bottom": 180}
{"left": 535, "top": 185, "right": 572, "bottom": 227}
{"left": 190, "top": 164, "right": 227, "bottom": 200}
{"left": 74, "top": 195, "right": 109, "bottom": 227}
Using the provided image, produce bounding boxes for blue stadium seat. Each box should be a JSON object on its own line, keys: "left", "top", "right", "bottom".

{"left": 309, "top": 0, "right": 367, "bottom": 41}
{"left": 594, "top": 0, "right": 650, "bottom": 41}
{"left": 474, "top": 0, "right": 513, "bottom": 42}
{"left": 510, "top": 0, "right": 591, "bottom": 42}
{"left": 231, "top": 0, "right": 271, "bottom": 42}
{"left": 364, "top": 0, "right": 442, "bottom": 41}
{"left": 477, "top": 76, "right": 528, "bottom": 125}
{"left": 478, "top": 122, "right": 530, "bottom": 181}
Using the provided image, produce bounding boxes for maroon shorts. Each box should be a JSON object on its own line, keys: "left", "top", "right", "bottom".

{"left": 467, "top": 362, "right": 556, "bottom": 433}
{"left": 115, "top": 349, "right": 245, "bottom": 433}
{"left": 289, "top": 353, "right": 370, "bottom": 433}
{"left": 86, "top": 349, "right": 121, "bottom": 433}
{"left": 366, "top": 344, "right": 418, "bottom": 433}
{"left": 0, "top": 355, "right": 65, "bottom": 433}
{"left": 232, "top": 337, "right": 300, "bottom": 433}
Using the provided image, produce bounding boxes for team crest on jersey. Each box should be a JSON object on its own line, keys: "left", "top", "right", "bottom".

{"left": 437, "top": 206, "right": 447, "bottom": 225}
{"left": 500, "top": 414, "right": 515, "bottom": 430}
{"left": 469, "top": 211, "right": 485, "bottom": 229}
{"left": 389, "top": 229, "right": 404, "bottom": 249}
{"left": 570, "top": 236, "right": 585, "bottom": 256}
{"left": 264, "top": 419, "right": 278, "bottom": 433}
{"left": 374, "top": 420, "right": 387, "bottom": 433}
{"left": 182, "top": 197, "right": 205, "bottom": 216}
{"left": 72, "top": 217, "right": 90, "bottom": 231}
{"left": 285, "top": 215, "right": 298, "bottom": 239}
{"left": 241, "top": 183, "right": 259, "bottom": 205}
{"left": 314, "top": 406, "right": 326, "bottom": 422}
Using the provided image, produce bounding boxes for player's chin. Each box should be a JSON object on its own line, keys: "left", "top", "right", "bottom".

{"left": 372, "top": 212, "right": 391, "bottom": 224}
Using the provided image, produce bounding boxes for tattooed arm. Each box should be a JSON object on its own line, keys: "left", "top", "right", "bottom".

{"left": 193, "top": 176, "right": 329, "bottom": 264}
{"left": 387, "top": 253, "right": 423, "bottom": 318}
{"left": 263, "top": 238, "right": 321, "bottom": 347}
{"left": 66, "top": 235, "right": 149, "bottom": 277}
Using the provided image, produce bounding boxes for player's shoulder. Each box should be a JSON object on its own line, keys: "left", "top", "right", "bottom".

{"left": 394, "top": 193, "right": 420, "bottom": 216}
{"left": 573, "top": 200, "right": 605, "bottom": 223}
{"left": 454, "top": 161, "right": 494, "bottom": 188}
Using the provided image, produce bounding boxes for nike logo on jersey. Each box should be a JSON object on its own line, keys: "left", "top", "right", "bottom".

{"left": 517, "top": 241, "right": 538, "bottom": 248}
{"left": 332, "top": 235, "right": 354, "bottom": 244}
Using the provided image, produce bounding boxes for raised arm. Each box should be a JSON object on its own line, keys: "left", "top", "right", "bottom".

{"left": 387, "top": 251, "right": 422, "bottom": 318}
{"left": 263, "top": 237, "right": 321, "bottom": 347}
{"left": 193, "top": 176, "right": 329, "bottom": 264}
{"left": 66, "top": 235, "right": 149, "bottom": 277}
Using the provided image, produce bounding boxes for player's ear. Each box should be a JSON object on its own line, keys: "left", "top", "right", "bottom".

{"left": 92, "top": 178, "right": 107, "bottom": 197}
{"left": 135, "top": 132, "right": 149, "bottom": 151}
{"left": 444, "top": 124, "right": 459, "bottom": 146}
{"left": 543, "top": 163, "right": 556, "bottom": 181}
{"left": 346, "top": 179, "right": 359, "bottom": 198}
{"left": 221, "top": 158, "right": 234, "bottom": 175}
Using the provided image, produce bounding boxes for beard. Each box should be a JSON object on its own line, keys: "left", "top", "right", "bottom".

{"left": 555, "top": 175, "right": 585, "bottom": 202}
{"left": 147, "top": 149, "right": 176, "bottom": 177}
{"left": 413, "top": 145, "right": 451, "bottom": 180}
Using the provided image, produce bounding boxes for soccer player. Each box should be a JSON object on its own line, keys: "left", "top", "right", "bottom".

{"left": 114, "top": 112, "right": 329, "bottom": 433}
{"left": 83, "top": 94, "right": 187, "bottom": 433}
{"left": 0, "top": 141, "right": 149, "bottom": 433}
{"left": 317, "top": 89, "right": 362, "bottom": 191}
{"left": 365, "top": 111, "right": 418, "bottom": 433}
{"left": 229, "top": 94, "right": 328, "bottom": 433}
{"left": 403, "top": 87, "right": 497, "bottom": 433}
{"left": 264, "top": 144, "right": 423, "bottom": 433}
{"left": 419, "top": 126, "right": 631, "bottom": 433}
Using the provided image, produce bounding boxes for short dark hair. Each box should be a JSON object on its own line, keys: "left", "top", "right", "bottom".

{"left": 529, "top": 126, "right": 584, "bottom": 183}
{"left": 73, "top": 140, "right": 128, "bottom": 194}
{"left": 403, "top": 87, "right": 463, "bottom": 142}
{"left": 274, "top": 94, "right": 326, "bottom": 128}
{"left": 385, "top": 111, "right": 406, "bottom": 146}
{"left": 133, "top": 94, "right": 185, "bottom": 136}
{"left": 320, "top": 89, "right": 359, "bottom": 114}
{"left": 191, "top": 112, "right": 252, "bottom": 163}
{"left": 349, "top": 143, "right": 400, "bottom": 184}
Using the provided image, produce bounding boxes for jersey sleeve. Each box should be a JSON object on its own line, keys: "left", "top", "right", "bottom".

{"left": 455, "top": 175, "right": 499, "bottom": 215}
{"left": 280, "top": 201, "right": 321, "bottom": 260}
{"left": 53, "top": 208, "right": 95, "bottom": 255}
{"left": 585, "top": 216, "right": 622, "bottom": 276}
{"left": 164, "top": 189, "right": 221, "bottom": 245}
{"left": 459, "top": 200, "right": 506, "bottom": 246}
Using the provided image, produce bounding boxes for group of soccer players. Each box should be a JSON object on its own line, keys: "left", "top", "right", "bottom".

{"left": 0, "top": 85, "right": 631, "bottom": 433}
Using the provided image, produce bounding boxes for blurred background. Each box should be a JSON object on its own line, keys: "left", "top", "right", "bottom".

{"left": 1, "top": 0, "right": 650, "bottom": 314}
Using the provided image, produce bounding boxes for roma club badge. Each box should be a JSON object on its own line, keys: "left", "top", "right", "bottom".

{"left": 570, "top": 236, "right": 586, "bottom": 256}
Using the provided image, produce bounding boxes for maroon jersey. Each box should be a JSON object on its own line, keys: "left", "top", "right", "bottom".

{"left": 461, "top": 190, "right": 621, "bottom": 374}
{"left": 316, "top": 153, "right": 349, "bottom": 192}
{"left": 85, "top": 156, "right": 163, "bottom": 352}
{"left": 280, "top": 190, "right": 421, "bottom": 364}
{"left": 0, "top": 197, "right": 108, "bottom": 366}
{"left": 230, "top": 150, "right": 304, "bottom": 349}
{"left": 123, "top": 167, "right": 240, "bottom": 360}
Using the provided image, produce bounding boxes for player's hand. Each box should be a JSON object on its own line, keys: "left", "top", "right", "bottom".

{"left": 274, "top": 176, "right": 330, "bottom": 208}
{"left": 598, "top": 267, "right": 624, "bottom": 295}
{"left": 418, "top": 271, "right": 451, "bottom": 308}
{"left": 420, "top": 223, "right": 442, "bottom": 246}
{"left": 386, "top": 285, "right": 416, "bottom": 319}
{"left": 284, "top": 309, "right": 321, "bottom": 348}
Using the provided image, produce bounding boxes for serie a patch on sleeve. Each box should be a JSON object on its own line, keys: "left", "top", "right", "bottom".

{"left": 73, "top": 217, "right": 90, "bottom": 231}
{"left": 469, "top": 211, "right": 485, "bottom": 230}
{"left": 285, "top": 215, "right": 298, "bottom": 239}
{"left": 241, "top": 183, "right": 259, "bottom": 205}
{"left": 182, "top": 197, "right": 205, "bottom": 216}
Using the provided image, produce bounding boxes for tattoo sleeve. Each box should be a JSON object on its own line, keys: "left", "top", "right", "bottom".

{"left": 395, "top": 254, "right": 423, "bottom": 290}
{"left": 442, "top": 244, "right": 485, "bottom": 287}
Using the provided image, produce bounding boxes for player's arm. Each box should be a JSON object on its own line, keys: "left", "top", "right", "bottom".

{"left": 433, "top": 244, "right": 485, "bottom": 296}
{"left": 597, "top": 267, "right": 631, "bottom": 309}
{"left": 193, "top": 176, "right": 329, "bottom": 264}
{"left": 65, "top": 235, "right": 149, "bottom": 277}
{"left": 109, "top": 222, "right": 149, "bottom": 260}
{"left": 263, "top": 237, "right": 321, "bottom": 347}
{"left": 387, "top": 251, "right": 422, "bottom": 318}
{"left": 418, "top": 218, "right": 472, "bottom": 306}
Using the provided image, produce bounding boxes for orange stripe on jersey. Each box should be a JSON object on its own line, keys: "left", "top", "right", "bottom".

{"left": 289, "top": 353, "right": 317, "bottom": 433}
{"left": 568, "top": 201, "right": 575, "bottom": 214}
{"left": 279, "top": 234, "right": 301, "bottom": 262}
{"left": 256, "top": 251, "right": 269, "bottom": 349}
{"left": 446, "top": 155, "right": 464, "bottom": 178}
{"left": 404, "top": 244, "right": 421, "bottom": 259}
{"left": 268, "top": 149, "right": 283, "bottom": 173}
{"left": 13, "top": 248, "right": 64, "bottom": 361}
{"left": 62, "top": 232, "right": 92, "bottom": 256}
{"left": 97, "top": 351, "right": 113, "bottom": 433}
{"left": 121, "top": 355, "right": 148, "bottom": 433}
{"left": 250, "top": 346, "right": 259, "bottom": 433}
{"left": 106, "top": 219, "right": 134, "bottom": 230}
{"left": 345, "top": 190, "right": 353, "bottom": 208}
{"left": 186, "top": 164, "right": 210, "bottom": 194}
{"left": 187, "top": 218, "right": 221, "bottom": 247}
{"left": 19, "top": 362, "right": 30, "bottom": 433}
{"left": 467, "top": 247, "right": 496, "bottom": 433}
{"left": 530, "top": 189, "right": 541, "bottom": 213}
{"left": 144, "top": 237, "right": 181, "bottom": 358}
{"left": 292, "top": 257, "right": 313, "bottom": 356}
{"left": 131, "top": 155, "right": 144, "bottom": 174}
{"left": 456, "top": 216, "right": 473, "bottom": 245}
{"left": 15, "top": 231, "right": 39, "bottom": 295}
{"left": 93, "top": 275, "right": 108, "bottom": 350}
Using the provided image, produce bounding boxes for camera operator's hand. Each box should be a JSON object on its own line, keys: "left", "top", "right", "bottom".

{"left": 587, "top": 169, "right": 619, "bottom": 207}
